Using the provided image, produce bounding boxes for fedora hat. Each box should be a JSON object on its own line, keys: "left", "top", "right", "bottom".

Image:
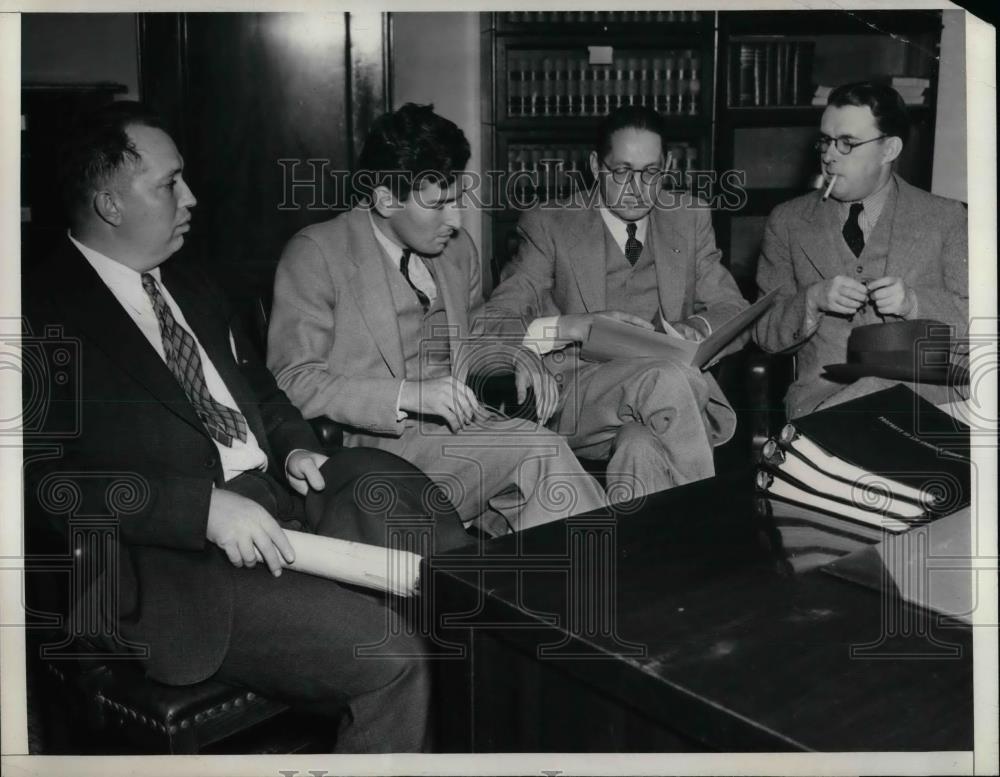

{"left": 823, "top": 319, "right": 969, "bottom": 384}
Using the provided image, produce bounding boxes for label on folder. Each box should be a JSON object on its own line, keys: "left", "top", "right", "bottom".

{"left": 581, "top": 288, "right": 778, "bottom": 369}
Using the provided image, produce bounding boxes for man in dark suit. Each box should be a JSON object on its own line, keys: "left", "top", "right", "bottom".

{"left": 22, "top": 101, "right": 469, "bottom": 752}
{"left": 481, "top": 106, "right": 749, "bottom": 498}
{"left": 752, "top": 82, "right": 968, "bottom": 418}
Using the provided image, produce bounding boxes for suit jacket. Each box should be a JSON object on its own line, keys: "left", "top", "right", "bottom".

{"left": 482, "top": 196, "right": 749, "bottom": 359}
{"left": 267, "top": 207, "right": 505, "bottom": 438}
{"left": 22, "top": 238, "right": 318, "bottom": 685}
{"left": 752, "top": 174, "right": 968, "bottom": 417}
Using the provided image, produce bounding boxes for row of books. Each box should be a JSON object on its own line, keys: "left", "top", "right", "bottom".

{"left": 503, "top": 11, "right": 704, "bottom": 24}
{"left": 508, "top": 53, "right": 702, "bottom": 117}
{"left": 755, "top": 385, "right": 971, "bottom": 538}
{"left": 732, "top": 41, "right": 815, "bottom": 107}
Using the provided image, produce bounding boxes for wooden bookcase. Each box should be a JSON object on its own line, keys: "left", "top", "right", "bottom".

{"left": 714, "top": 10, "right": 943, "bottom": 297}
{"left": 480, "top": 11, "right": 716, "bottom": 286}
{"left": 480, "top": 10, "right": 943, "bottom": 297}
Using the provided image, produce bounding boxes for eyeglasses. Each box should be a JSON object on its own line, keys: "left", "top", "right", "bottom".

{"left": 599, "top": 159, "right": 664, "bottom": 185}
{"left": 814, "top": 134, "right": 888, "bottom": 155}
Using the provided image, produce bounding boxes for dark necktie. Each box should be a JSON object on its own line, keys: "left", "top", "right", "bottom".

{"left": 400, "top": 249, "right": 431, "bottom": 312}
{"left": 625, "top": 222, "right": 643, "bottom": 266}
{"left": 843, "top": 202, "right": 865, "bottom": 258}
{"left": 141, "top": 273, "right": 248, "bottom": 447}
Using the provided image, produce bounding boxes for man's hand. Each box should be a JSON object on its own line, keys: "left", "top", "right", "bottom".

{"left": 399, "top": 376, "right": 489, "bottom": 432}
{"left": 807, "top": 276, "right": 868, "bottom": 315}
{"left": 560, "top": 311, "right": 655, "bottom": 342}
{"left": 513, "top": 348, "right": 559, "bottom": 424}
{"left": 206, "top": 489, "right": 295, "bottom": 576}
{"left": 868, "top": 276, "right": 916, "bottom": 318}
{"left": 285, "top": 449, "right": 328, "bottom": 496}
{"left": 666, "top": 318, "right": 709, "bottom": 342}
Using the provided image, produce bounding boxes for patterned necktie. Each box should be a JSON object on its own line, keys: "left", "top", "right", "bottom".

{"left": 399, "top": 249, "right": 431, "bottom": 312}
{"left": 625, "top": 221, "right": 643, "bottom": 266}
{"left": 843, "top": 202, "right": 865, "bottom": 258}
{"left": 141, "top": 273, "right": 248, "bottom": 447}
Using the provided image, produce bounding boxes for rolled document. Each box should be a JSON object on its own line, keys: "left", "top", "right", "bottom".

{"left": 756, "top": 470, "right": 911, "bottom": 533}
{"left": 779, "top": 424, "right": 931, "bottom": 506}
{"left": 257, "top": 530, "right": 422, "bottom": 597}
{"left": 761, "top": 439, "right": 927, "bottom": 520}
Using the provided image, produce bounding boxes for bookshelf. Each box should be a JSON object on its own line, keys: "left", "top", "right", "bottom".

{"left": 480, "top": 11, "right": 716, "bottom": 286}
{"left": 715, "top": 10, "right": 943, "bottom": 296}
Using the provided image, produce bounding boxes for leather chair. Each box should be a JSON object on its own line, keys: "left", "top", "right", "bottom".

{"left": 25, "top": 521, "right": 315, "bottom": 755}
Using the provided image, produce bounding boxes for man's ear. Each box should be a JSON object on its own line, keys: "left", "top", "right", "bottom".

{"left": 589, "top": 150, "right": 601, "bottom": 180}
{"left": 371, "top": 185, "right": 398, "bottom": 218}
{"left": 882, "top": 136, "right": 903, "bottom": 165}
{"left": 93, "top": 190, "right": 123, "bottom": 226}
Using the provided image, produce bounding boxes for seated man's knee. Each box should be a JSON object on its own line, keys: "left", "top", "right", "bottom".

{"left": 612, "top": 421, "right": 662, "bottom": 457}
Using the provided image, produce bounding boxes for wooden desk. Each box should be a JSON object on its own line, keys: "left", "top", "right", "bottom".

{"left": 429, "top": 470, "right": 973, "bottom": 752}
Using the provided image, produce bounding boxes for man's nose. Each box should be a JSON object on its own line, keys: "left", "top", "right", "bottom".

{"left": 443, "top": 203, "right": 462, "bottom": 230}
{"left": 179, "top": 179, "right": 197, "bottom": 209}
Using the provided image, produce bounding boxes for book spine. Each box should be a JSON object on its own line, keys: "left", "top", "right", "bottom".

{"left": 738, "top": 45, "right": 753, "bottom": 106}
{"left": 763, "top": 43, "right": 774, "bottom": 106}
{"left": 753, "top": 46, "right": 762, "bottom": 106}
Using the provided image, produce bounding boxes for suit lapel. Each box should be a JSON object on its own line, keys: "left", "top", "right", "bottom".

{"left": 564, "top": 207, "right": 607, "bottom": 311}
{"left": 346, "top": 209, "right": 406, "bottom": 377}
{"left": 884, "top": 175, "right": 924, "bottom": 279}
{"left": 432, "top": 242, "right": 470, "bottom": 378}
{"left": 649, "top": 207, "right": 688, "bottom": 318}
{"left": 794, "top": 193, "right": 846, "bottom": 279}
{"left": 54, "top": 242, "right": 206, "bottom": 436}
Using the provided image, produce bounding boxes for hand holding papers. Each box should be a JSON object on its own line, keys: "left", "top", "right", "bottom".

{"left": 581, "top": 288, "right": 779, "bottom": 369}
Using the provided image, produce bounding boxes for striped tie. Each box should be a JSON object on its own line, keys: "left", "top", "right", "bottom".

{"left": 141, "top": 273, "right": 247, "bottom": 447}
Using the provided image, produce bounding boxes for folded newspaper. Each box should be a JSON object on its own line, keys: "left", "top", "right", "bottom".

{"left": 581, "top": 288, "right": 778, "bottom": 369}
{"left": 261, "top": 530, "right": 422, "bottom": 597}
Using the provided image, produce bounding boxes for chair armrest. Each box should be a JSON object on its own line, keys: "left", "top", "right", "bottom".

{"left": 308, "top": 417, "right": 345, "bottom": 451}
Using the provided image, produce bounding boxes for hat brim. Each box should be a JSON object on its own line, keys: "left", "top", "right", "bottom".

{"left": 823, "top": 362, "right": 970, "bottom": 384}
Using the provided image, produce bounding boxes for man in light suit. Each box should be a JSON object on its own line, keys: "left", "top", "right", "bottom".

{"left": 753, "top": 82, "right": 968, "bottom": 418}
{"left": 23, "top": 102, "right": 470, "bottom": 752}
{"left": 268, "top": 103, "right": 606, "bottom": 535}
{"left": 481, "top": 106, "right": 749, "bottom": 498}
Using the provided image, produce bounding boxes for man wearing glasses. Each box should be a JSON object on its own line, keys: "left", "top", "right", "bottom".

{"left": 753, "top": 81, "right": 968, "bottom": 418}
{"left": 482, "top": 106, "right": 749, "bottom": 499}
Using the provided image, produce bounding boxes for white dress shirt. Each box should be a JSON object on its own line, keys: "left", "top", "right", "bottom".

{"left": 70, "top": 235, "right": 269, "bottom": 481}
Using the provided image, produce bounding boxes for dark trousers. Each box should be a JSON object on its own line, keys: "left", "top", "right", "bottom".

{"left": 213, "top": 447, "right": 469, "bottom": 752}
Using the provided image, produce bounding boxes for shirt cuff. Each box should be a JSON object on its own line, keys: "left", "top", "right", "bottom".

{"left": 689, "top": 314, "right": 712, "bottom": 338}
{"left": 395, "top": 380, "right": 409, "bottom": 421}
{"left": 523, "top": 316, "right": 564, "bottom": 356}
{"left": 905, "top": 290, "right": 919, "bottom": 320}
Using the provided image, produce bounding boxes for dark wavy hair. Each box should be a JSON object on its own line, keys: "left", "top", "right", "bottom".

{"left": 827, "top": 81, "right": 911, "bottom": 143}
{"left": 356, "top": 102, "right": 470, "bottom": 202}
{"left": 58, "top": 101, "right": 166, "bottom": 221}
{"left": 594, "top": 105, "right": 667, "bottom": 158}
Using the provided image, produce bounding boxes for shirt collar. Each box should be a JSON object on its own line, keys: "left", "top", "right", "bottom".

{"left": 368, "top": 210, "right": 407, "bottom": 267}
{"left": 598, "top": 205, "right": 649, "bottom": 249}
{"left": 68, "top": 232, "right": 162, "bottom": 288}
{"left": 839, "top": 174, "right": 895, "bottom": 216}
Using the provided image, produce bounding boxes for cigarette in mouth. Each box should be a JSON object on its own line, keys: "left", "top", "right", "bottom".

{"left": 821, "top": 174, "right": 838, "bottom": 201}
